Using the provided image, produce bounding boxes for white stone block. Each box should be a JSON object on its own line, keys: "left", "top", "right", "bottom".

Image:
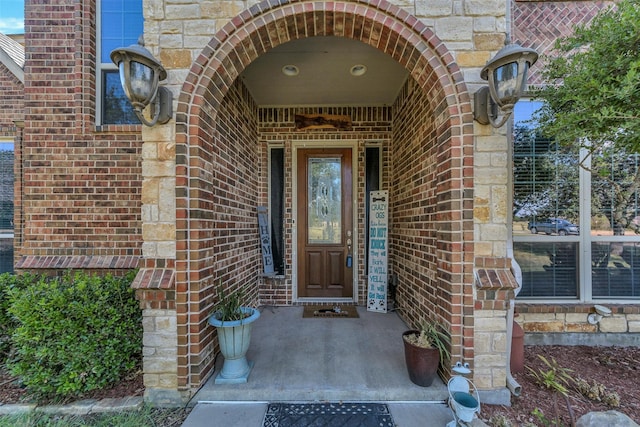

{"left": 493, "top": 332, "right": 507, "bottom": 353}
{"left": 415, "top": 0, "right": 452, "bottom": 17}
{"left": 629, "top": 321, "right": 640, "bottom": 333}
{"left": 474, "top": 17, "right": 497, "bottom": 32}
{"left": 599, "top": 316, "right": 628, "bottom": 333}
{"left": 475, "top": 353, "right": 507, "bottom": 368}
{"left": 475, "top": 168, "right": 508, "bottom": 186}
{"left": 435, "top": 17, "right": 473, "bottom": 42}
{"left": 474, "top": 332, "right": 491, "bottom": 354}
{"left": 479, "top": 223, "right": 508, "bottom": 241}
{"left": 475, "top": 316, "right": 507, "bottom": 332}
{"left": 142, "top": 242, "right": 158, "bottom": 258}
{"left": 166, "top": 4, "right": 201, "bottom": 20}
{"left": 145, "top": 357, "right": 178, "bottom": 374}
{"left": 464, "top": 0, "right": 506, "bottom": 16}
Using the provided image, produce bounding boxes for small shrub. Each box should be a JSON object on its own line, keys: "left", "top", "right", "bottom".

{"left": 602, "top": 391, "right": 621, "bottom": 407}
{"left": 574, "top": 376, "right": 621, "bottom": 407}
{"left": 527, "top": 356, "right": 576, "bottom": 427}
{"left": 531, "top": 408, "right": 552, "bottom": 427}
{"left": 0, "top": 272, "right": 38, "bottom": 362}
{"left": 488, "top": 414, "right": 513, "bottom": 427}
{"left": 7, "top": 270, "right": 141, "bottom": 400}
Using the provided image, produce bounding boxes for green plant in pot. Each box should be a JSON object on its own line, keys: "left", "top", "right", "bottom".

{"left": 402, "top": 319, "right": 451, "bottom": 387}
{"left": 208, "top": 285, "right": 260, "bottom": 384}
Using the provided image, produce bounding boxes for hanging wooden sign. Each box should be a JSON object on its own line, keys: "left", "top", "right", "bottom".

{"left": 367, "top": 190, "right": 388, "bottom": 313}
{"left": 257, "top": 206, "right": 274, "bottom": 275}
{"left": 294, "top": 113, "right": 352, "bottom": 131}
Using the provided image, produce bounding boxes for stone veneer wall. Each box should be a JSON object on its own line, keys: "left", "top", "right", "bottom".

{"left": 132, "top": 268, "right": 178, "bottom": 404}
{"left": 516, "top": 304, "right": 640, "bottom": 335}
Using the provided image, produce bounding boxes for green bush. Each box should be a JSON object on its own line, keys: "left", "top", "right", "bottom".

{"left": 7, "top": 270, "right": 141, "bottom": 399}
{"left": 0, "top": 272, "right": 37, "bottom": 362}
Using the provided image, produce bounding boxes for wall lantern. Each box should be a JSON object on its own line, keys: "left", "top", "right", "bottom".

{"left": 110, "top": 39, "right": 172, "bottom": 126}
{"left": 474, "top": 43, "right": 538, "bottom": 128}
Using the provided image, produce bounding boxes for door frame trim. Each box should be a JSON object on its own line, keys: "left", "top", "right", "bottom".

{"left": 292, "top": 140, "right": 359, "bottom": 303}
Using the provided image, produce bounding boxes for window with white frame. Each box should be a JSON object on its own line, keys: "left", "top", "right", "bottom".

{"left": 512, "top": 100, "right": 640, "bottom": 300}
{"left": 97, "top": 0, "right": 143, "bottom": 125}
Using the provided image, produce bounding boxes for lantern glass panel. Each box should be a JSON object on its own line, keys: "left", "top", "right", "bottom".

{"left": 120, "top": 60, "right": 156, "bottom": 104}
{"left": 493, "top": 62, "right": 520, "bottom": 104}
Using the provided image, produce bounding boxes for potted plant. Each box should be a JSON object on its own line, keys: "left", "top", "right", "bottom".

{"left": 208, "top": 285, "right": 260, "bottom": 384}
{"left": 402, "top": 319, "right": 451, "bottom": 386}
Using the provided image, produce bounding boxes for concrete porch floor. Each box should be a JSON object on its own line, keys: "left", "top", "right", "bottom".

{"left": 190, "top": 305, "right": 449, "bottom": 403}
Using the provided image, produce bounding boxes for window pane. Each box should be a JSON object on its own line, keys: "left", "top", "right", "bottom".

{"left": 102, "top": 71, "right": 140, "bottom": 125}
{"left": 0, "top": 238, "right": 13, "bottom": 274}
{"left": 512, "top": 102, "right": 580, "bottom": 236}
{"left": 307, "top": 157, "right": 341, "bottom": 244}
{"left": 101, "top": 0, "right": 143, "bottom": 63}
{"left": 591, "top": 149, "right": 640, "bottom": 236}
{"left": 592, "top": 242, "right": 640, "bottom": 298}
{"left": 514, "top": 242, "right": 578, "bottom": 298}
{"left": 0, "top": 144, "right": 13, "bottom": 231}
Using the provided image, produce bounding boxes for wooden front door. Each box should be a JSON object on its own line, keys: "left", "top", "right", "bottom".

{"left": 297, "top": 148, "right": 353, "bottom": 298}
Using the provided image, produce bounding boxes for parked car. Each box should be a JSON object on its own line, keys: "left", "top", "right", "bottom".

{"left": 528, "top": 218, "right": 579, "bottom": 236}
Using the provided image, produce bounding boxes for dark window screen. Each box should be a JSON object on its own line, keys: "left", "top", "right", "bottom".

{"left": 0, "top": 147, "right": 13, "bottom": 230}
{"left": 0, "top": 238, "right": 13, "bottom": 274}
{"left": 270, "top": 148, "right": 285, "bottom": 275}
{"left": 102, "top": 71, "right": 140, "bottom": 125}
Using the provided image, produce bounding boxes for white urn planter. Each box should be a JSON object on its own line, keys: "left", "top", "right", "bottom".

{"left": 208, "top": 306, "right": 260, "bottom": 384}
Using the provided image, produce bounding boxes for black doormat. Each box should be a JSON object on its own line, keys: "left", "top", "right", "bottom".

{"left": 262, "top": 402, "right": 394, "bottom": 427}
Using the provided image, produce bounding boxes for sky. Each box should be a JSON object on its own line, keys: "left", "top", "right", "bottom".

{"left": 0, "top": 0, "right": 24, "bottom": 35}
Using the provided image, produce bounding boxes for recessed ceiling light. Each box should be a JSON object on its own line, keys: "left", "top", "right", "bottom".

{"left": 282, "top": 65, "right": 299, "bottom": 76}
{"left": 350, "top": 64, "right": 367, "bottom": 76}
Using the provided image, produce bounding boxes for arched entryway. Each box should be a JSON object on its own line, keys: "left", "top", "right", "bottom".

{"left": 173, "top": 0, "right": 474, "bottom": 395}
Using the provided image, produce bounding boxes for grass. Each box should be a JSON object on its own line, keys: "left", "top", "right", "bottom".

{"left": 0, "top": 405, "right": 190, "bottom": 427}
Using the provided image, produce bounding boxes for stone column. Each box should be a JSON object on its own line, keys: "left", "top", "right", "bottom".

{"left": 134, "top": 122, "right": 182, "bottom": 406}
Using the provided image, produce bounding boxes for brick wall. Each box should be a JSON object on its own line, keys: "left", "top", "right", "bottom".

{"left": 512, "top": 0, "right": 615, "bottom": 85}
{"left": 0, "top": 63, "right": 22, "bottom": 137}
{"left": 0, "top": 61, "right": 23, "bottom": 266}
{"left": 257, "top": 106, "right": 393, "bottom": 306}
{"left": 19, "top": 0, "right": 143, "bottom": 272}
{"left": 172, "top": 0, "right": 476, "bottom": 395}
{"left": 390, "top": 77, "right": 475, "bottom": 369}
{"left": 173, "top": 79, "right": 261, "bottom": 393}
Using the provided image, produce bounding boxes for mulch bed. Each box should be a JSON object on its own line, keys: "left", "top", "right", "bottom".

{"left": 480, "top": 345, "right": 640, "bottom": 426}
{"left": 0, "top": 366, "right": 144, "bottom": 405}
{"left": 3, "top": 345, "right": 640, "bottom": 427}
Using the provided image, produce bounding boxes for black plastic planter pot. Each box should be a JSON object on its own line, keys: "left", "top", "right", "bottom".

{"left": 402, "top": 329, "right": 440, "bottom": 387}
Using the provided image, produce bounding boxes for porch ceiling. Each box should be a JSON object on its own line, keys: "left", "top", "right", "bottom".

{"left": 239, "top": 36, "right": 409, "bottom": 107}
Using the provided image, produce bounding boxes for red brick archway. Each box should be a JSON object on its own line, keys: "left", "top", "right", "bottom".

{"left": 174, "top": 0, "right": 474, "bottom": 391}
